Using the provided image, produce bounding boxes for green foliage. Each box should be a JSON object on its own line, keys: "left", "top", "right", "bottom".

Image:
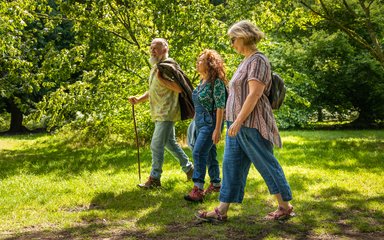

{"left": 261, "top": 0, "right": 384, "bottom": 126}
{"left": 281, "top": 30, "right": 384, "bottom": 124}
{"left": 2, "top": 0, "right": 383, "bottom": 138}
{"left": 0, "top": 113, "right": 10, "bottom": 132}
{"left": 300, "top": 0, "right": 384, "bottom": 68}
{"left": 0, "top": 0, "right": 93, "bottom": 132}
{"left": 29, "top": 0, "right": 236, "bottom": 140}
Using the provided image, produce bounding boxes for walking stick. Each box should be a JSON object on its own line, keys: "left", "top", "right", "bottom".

{"left": 132, "top": 104, "right": 141, "bottom": 182}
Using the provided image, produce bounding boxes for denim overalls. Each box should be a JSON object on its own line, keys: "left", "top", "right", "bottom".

{"left": 191, "top": 83, "right": 221, "bottom": 189}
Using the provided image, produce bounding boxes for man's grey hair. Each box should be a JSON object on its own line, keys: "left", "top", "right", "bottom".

{"left": 152, "top": 38, "right": 169, "bottom": 52}
{"left": 152, "top": 38, "right": 169, "bottom": 58}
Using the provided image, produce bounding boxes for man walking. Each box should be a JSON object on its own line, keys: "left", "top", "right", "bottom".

{"left": 128, "top": 38, "right": 194, "bottom": 188}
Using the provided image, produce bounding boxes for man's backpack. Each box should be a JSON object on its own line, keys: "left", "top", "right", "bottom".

{"left": 268, "top": 72, "right": 286, "bottom": 110}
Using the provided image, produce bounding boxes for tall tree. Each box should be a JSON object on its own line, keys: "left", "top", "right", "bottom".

{"left": 0, "top": 0, "right": 85, "bottom": 133}
{"left": 300, "top": 0, "right": 384, "bottom": 69}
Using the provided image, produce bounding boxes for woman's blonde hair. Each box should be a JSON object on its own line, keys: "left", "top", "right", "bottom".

{"left": 197, "top": 49, "right": 228, "bottom": 85}
{"left": 227, "top": 20, "right": 265, "bottom": 47}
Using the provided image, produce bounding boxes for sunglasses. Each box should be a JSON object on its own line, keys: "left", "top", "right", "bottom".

{"left": 230, "top": 37, "right": 237, "bottom": 44}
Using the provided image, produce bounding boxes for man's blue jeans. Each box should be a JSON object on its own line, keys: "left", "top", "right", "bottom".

{"left": 219, "top": 122, "right": 292, "bottom": 203}
{"left": 150, "top": 121, "right": 193, "bottom": 179}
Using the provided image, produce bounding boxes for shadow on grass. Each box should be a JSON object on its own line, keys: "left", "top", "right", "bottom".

{"left": 3, "top": 222, "right": 154, "bottom": 240}
{"left": 2, "top": 131, "right": 382, "bottom": 179}
{"left": 220, "top": 186, "right": 384, "bottom": 239}
{"left": 3, "top": 181, "right": 384, "bottom": 240}
{"left": 86, "top": 178, "right": 384, "bottom": 239}
{"left": 290, "top": 187, "right": 384, "bottom": 237}
{"left": 0, "top": 134, "right": 150, "bottom": 179}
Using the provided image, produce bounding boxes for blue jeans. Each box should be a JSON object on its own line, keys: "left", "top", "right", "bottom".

{"left": 219, "top": 122, "right": 292, "bottom": 203}
{"left": 192, "top": 110, "right": 221, "bottom": 190}
{"left": 150, "top": 121, "right": 193, "bottom": 179}
{"left": 192, "top": 124, "right": 221, "bottom": 189}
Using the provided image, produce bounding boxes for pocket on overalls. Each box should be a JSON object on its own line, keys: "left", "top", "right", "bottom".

{"left": 203, "top": 112, "right": 213, "bottom": 126}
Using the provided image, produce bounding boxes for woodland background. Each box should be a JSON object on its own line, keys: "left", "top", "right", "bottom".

{"left": 1, "top": 0, "right": 383, "bottom": 141}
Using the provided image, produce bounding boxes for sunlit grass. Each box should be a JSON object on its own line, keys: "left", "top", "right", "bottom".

{"left": 0, "top": 130, "right": 383, "bottom": 239}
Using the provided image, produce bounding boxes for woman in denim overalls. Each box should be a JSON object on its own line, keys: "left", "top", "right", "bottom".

{"left": 184, "top": 49, "right": 227, "bottom": 202}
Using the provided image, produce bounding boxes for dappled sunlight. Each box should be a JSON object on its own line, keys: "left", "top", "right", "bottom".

{"left": 278, "top": 133, "right": 383, "bottom": 174}
{"left": 136, "top": 202, "right": 162, "bottom": 223}
{"left": 0, "top": 140, "right": 20, "bottom": 150}
{"left": 281, "top": 135, "right": 307, "bottom": 145}
{"left": 0, "top": 134, "right": 58, "bottom": 151}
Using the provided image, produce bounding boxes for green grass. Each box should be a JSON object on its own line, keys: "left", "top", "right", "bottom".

{"left": 0, "top": 130, "right": 383, "bottom": 239}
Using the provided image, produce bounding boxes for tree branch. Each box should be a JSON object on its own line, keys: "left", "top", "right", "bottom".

{"left": 300, "top": 0, "right": 384, "bottom": 68}
{"left": 101, "top": 28, "right": 135, "bottom": 45}
{"left": 358, "top": 0, "right": 384, "bottom": 66}
{"left": 342, "top": 0, "right": 358, "bottom": 18}
{"left": 367, "top": 0, "right": 375, "bottom": 8}
{"left": 34, "top": 12, "right": 136, "bottom": 45}
{"left": 300, "top": 1, "right": 325, "bottom": 18}
{"left": 108, "top": 2, "right": 141, "bottom": 49}
{"left": 106, "top": 59, "right": 145, "bottom": 81}
{"left": 319, "top": 0, "right": 331, "bottom": 17}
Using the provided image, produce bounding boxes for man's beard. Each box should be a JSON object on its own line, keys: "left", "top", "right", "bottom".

{"left": 149, "top": 56, "right": 161, "bottom": 65}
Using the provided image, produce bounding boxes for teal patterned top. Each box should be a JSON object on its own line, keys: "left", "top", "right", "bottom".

{"left": 196, "top": 78, "right": 227, "bottom": 113}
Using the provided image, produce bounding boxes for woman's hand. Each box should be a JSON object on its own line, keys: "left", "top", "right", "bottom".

{"left": 213, "top": 108, "right": 225, "bottom": 144}
{"left": 227, "top": 80, "right": 265, "bottom": 137}
{"left": 212, "top": 128, "right": 221, "bottom": 144}
{"left": 227, "top": 121, "right": 241, "bottom": 137}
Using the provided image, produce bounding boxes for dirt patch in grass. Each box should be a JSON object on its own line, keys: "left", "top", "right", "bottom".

{"left": 3, "top": 220, "right": 383, "bottom": 240}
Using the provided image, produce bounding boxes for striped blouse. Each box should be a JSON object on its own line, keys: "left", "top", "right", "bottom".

{"left": 226, "top": 52, "right": 282, "bottom": 148}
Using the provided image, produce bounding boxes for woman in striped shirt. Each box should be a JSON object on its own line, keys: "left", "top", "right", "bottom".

{"left": 196, "top": 20, "right": 294, "bottom": 222}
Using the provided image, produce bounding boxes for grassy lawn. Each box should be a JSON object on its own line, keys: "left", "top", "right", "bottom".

{"left": 0, "top": 130, "right": 383, "bottom": 239}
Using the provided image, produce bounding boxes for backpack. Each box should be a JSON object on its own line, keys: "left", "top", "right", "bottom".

{"left": 257, "top": 52, "right": 286, "bottom": 110}
{"left": 268, "top": 72, "right": 286, "bottom": 110}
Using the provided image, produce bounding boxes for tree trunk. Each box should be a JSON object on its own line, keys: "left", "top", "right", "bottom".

{"left": 8, "top": 101, "right": 27, "bottom": 133}
{"left": 351, "top": 110, "right": 376, "bottom": 128}
{"left": 317, "top": 107, "right": 324, "bottom": 122}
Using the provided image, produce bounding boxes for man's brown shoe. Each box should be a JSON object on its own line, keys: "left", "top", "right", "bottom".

{"left": 138, "top": 176, "right": 161, "bottom": 189}
{"left": 186, "top": 166, "right": 194, "bottom": 181}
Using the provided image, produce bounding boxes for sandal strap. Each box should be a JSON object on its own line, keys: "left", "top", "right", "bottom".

{"left": 279, "top": 205, "right": 293, "bottom": 214}
{"left": 214, "top": 207, "right": 225, "bottom": 221}
{"left": 265, "top": 205, "right": 294, "bottom": 220}
{"left": 267, "top": 209, "right": 279, "bottom": 217}
{"left": 198, "top": 211, "right": 207, "bottom": 218}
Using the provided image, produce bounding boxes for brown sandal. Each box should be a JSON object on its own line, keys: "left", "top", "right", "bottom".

{"left": 195, "top": 207, "right": 228, "bottom": 222}
{"left": 265, "top": 205, "right": 295, "bottom": 220}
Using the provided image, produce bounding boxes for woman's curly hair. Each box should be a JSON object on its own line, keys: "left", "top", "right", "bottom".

{"left": 197, "top": 49, "right": 228, "bottom": 86}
